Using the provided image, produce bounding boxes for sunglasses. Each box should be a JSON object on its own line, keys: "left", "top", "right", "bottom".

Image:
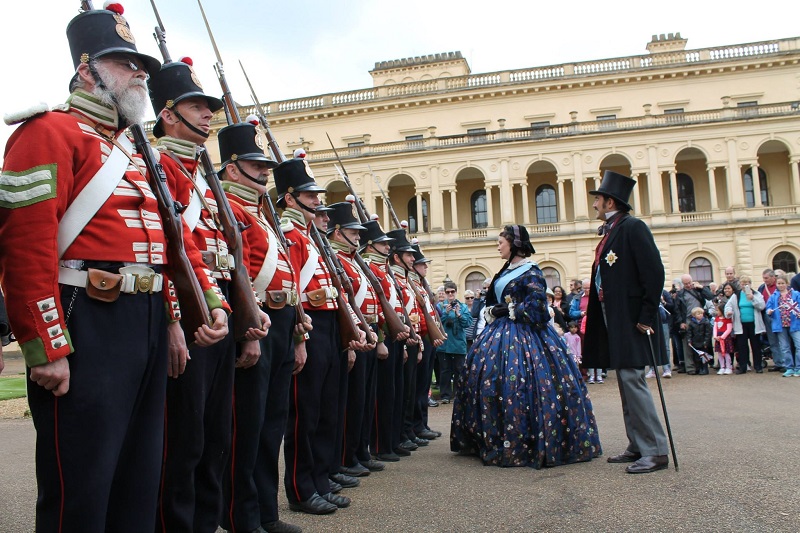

{"left": 445, "top": 290, "right": 456, "bottom": 294}
{"left": 465, "top": 296, "right": 474, "bottom": 300}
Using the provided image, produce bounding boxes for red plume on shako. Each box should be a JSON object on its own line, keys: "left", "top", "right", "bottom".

{"left": 370, "top": 213, "right": 380, "bottom": 221}
{"left": 345, "top": 194, "right": 356, "bottom": 203}
{"left": 400, "top": 220, "right": 409, "bottom": 229}
{"left": 246, "top": 114, "right": 260, "bottom": 126}
{"left": 179, "top": 56, "right": 194, "bottom": 66}
{"left": 103, "top": 2, "right": 125, "bottom": 14}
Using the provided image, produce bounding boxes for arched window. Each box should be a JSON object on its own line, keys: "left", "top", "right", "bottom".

{"left": 772, "top": 251, "right": 798, "bottom": 274}
{"left": 744, "top": 168, "right": 769, "bottom": 207}
{"left": 677, "top": 173, "right": 696, "bottom": 213}
{"left": 535, "top": 185, "right": 558, "bottom": 224}
{"left": 689, "top": 257, "right": 713, "bottom": 287}
{"left": 541, "top": 267, "right": 561, "bottom": 289}
{"left": 407, "top": 196, "right": 428, "bottom": 233}
{"left": 471, "top": 190, "right": 488, "bottom": 228}
{"left": 465, "top": 271, "right": 487, "bottom": 295}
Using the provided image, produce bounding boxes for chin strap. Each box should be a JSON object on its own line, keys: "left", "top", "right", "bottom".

{"left": 291, "top": 194, "right": 318, "bottom": 215}
{"left": 171, "top": 108, "right": 210, "bottom": 139}
{"left": 234, "top": 160, "right": 267, "bottom": 186}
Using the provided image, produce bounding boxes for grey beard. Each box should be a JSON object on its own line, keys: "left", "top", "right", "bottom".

{"left": 91, "top": 64, "right": 149, "bottom": 126}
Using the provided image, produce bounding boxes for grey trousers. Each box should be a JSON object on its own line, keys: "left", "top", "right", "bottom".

{"left": 617, "top": 368, "right": 669, "bottom": 457}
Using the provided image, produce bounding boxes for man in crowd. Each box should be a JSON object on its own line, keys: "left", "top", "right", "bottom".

{"left": 0, "top": 6, "right": 230, "bottom": 530}
{"left": 675, "top": 274, "right": 714, "bottom": 375}
{"left": 436, "top": 281, "right": 473, "bottom": 405}
{"left": 758, "top": 268, "right": 785, "bottom": 371}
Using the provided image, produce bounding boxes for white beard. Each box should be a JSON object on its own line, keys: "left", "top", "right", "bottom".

{"left": 91, "top": 62, "right": 149, "bottom": 126}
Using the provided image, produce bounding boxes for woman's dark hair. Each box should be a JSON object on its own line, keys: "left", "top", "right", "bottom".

{"left": 499, "top": 225, "right": 535, "bottom": 258}
{"left": 553, "top": 285, "right": 565, "bottom": 299}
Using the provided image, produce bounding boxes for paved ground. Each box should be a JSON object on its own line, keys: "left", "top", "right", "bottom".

{"left": 2, "top": 359, "right": 800, "bottom": 532}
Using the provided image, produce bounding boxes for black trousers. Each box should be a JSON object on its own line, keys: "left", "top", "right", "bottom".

{"left": 221, "top": 305, "right": 296, "bottom": 532}
{"left": 438, "top": 351, "right": 466, "bottom": 401}
{"left": 372, "top": 339, "right": 396, "bottom": 454}
{"left": 158, "top": 281, "right": 236, "bottom": 533}
{"left": 413, "top": 337, "right": 435, "bottom": 434}
{"left": 736, "top": 321, "right": 763, "bottom": 371}
{"left": 343, "top": 325, "right": 378, "bottom": 467}
{"left": 391, "top": 340, "right": 406, "bottom": 449}
{"left": 331, "top": 346, "right": 349, "bottom": 475}
{"left": 358, "top": 335, "right": 379, "bottom": 463}
{"left": 283, "top": 311, "right": 340, "bottom": 502}
{"left": 28, "top": 287, "right": 167, "bottom": 533}
{"left": 402, "top": 343, "right": 420, "bottom": 440}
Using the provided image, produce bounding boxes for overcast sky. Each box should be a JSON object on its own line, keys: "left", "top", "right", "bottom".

{"left": 1, "top": 0, "right": 797, "bottom": 158}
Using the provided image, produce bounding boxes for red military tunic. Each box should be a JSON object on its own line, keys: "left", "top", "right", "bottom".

{"left": 410, "top": 272, "right": 435, "bottom": 338}
{"left": 281, "top": 208, "right": 338, "bottom": 312}
{"left": 331, "top": 240, "right": 383, "bottom": 327}
{"left": 0, "top": 91, "right": 206, "bottom": 366}
{"left": 391, "top": 264, "right": 427, "bottom": 336}
{"left": 221, "top": 181, "right": 298, "bottom": 302}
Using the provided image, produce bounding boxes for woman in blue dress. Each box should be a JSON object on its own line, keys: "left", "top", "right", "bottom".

{"left": 451, "top": 225, "right": 602, "bottom": 467}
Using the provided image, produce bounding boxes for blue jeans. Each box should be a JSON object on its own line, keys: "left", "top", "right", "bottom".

{"left": 647, "top": 323, "right": 672, "bottom": 374}
{"left": 776, "top": 328, "right": 800, "bottom": 371}
{"left": 763, "top": 325, "right": 787, "bottom": 368}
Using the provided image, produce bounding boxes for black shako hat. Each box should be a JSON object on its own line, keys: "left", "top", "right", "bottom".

{"left": 218, "top": 122, "right": 276, "bottom": 170}
{"left": 326, "top": 202, "right": 366, "bottom": 234}
{"left": 411, "top": 243, "right": 431, "bottom": 264}
{"left": 67, "top": 4, "right": 161, "bottom": 85}
{"left": 148, "top": 58, "right": 223, "bottom": 138}
{"left": 386, "top": 229, "right": 415, "bottom": 254}
{"left": 359, "top": 220, "right": 394, "bottom": 248}
{"left": 273, "top": 158, "right": 326, "bottom": 207}
{"left": 589, "top": 170, "right": 636, "bottom": 211}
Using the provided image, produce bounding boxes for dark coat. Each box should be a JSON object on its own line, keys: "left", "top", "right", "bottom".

{"left": 583, "top": 214, "right": 668, "bottom": 369}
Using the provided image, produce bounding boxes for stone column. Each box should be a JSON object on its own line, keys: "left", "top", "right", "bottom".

{"left": 790, "top": 158, "right": 800, "bottom": 205}
{"left": 669, "top": 170, "right": 679, "bottom": 213}
{"left": 572, "top": 152, "right": 589, "bottom": 219}
{"left": 415, "top": 193, "right": 424, "bottom": 232}
{"left": 521, "top": 182, "right": 531, "bottom": 225}
{"left": 647, "top": 145, "right": 665, "bottom": 214}
{"left": 499, "top": 158, "right": 514, "bottom": 225}
{"left": 726, "top": 138, "right": 745, "bottom": 208}
{"left": 556, "top": 179, "right": 566, "bottom": 222}
{"left": 707, "top": 166, "right": 718, "bottom": 211}
{"left": 632, "top": 173, "right": 642, "bottom": 214}
{"left": 485, "top": 185, "right": 495, "bottom": 228}
{"left": 751, "top": 163, "right": 763, "bottom": 207}
{"left": 450, "top": 189, "right": 458, "bottom": 230}
{"left": 429, "top": 165, "right": 444, "bottom": 231}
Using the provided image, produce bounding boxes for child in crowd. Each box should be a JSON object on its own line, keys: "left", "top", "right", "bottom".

{"left": 688, "top": 307, "right": 713, "bottom": 375}
{"left": 564, "top": 321, "right": 582, "bottom": 368}
{"left": 713, "top": 300, "right": 734, "bottom": 374}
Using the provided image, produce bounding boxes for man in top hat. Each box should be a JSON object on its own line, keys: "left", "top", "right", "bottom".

{"left": 386, "top": 229, "right": 425, "bottom": 457}
{"left": 583, "top": 170, "right": 670, "bottom": 474}
{"left": 215, "top": 121, "right": 307, "bottom": 533}
{"left": 409, "top": 243, "right": 445, "bottom": 442}
{"left": 361, "top": 222, "right": 409, "bottom": 464}
{"left": 0, "top": 5, "right": 229, "bottom": 531}
{"left": 149, "top": 57, "right": 269, "bottom": 533}
{"left": 274, "top": 158, "right": 365, "bottom": 515}
{"left": 326, "top": 202, "right": 384, "bottom": 483}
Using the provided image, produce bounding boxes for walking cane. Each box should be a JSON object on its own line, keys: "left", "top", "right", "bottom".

{"left": 645, "top": 329, "right": 679, "bottom": 472}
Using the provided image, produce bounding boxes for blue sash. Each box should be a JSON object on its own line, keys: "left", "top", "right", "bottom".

{"left": 494, "top": 263, "right": 534, "bottom": 302}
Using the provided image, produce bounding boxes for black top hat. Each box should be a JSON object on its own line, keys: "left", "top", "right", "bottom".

{"left": 326, "top": 202, "right": 366, "bottom": 234}
{"left": 273, "top": 158, "right": 326, "bottom": 207}
{"left": 218, "top": 122, "right": 276, "bottom": 170}
{"left": 411, "top": 244, "right": 431, "bottom": 264}
{"left": 148, "top": 58, "right": 223, "bottom": 138}
{"left": 359, "top": 220, "right": 394, "bottom": 248}
{"left": 67, "top": 6, "right": 161, "bottom": 85}
{"left": 386, "top": 229, "right": 415, "bottom": 253}
{"left": 589, "top": 170, "right": 636, "bottom": 210}
{"left": 315, "top": 204, "right": 334, "bottom": 213}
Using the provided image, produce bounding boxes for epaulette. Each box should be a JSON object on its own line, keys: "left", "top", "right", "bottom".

{"left": 280, "top": 221, "right": 294, "bottom": 234}
{"left": 4, "top": 102, "right": 50, "bottom": 125}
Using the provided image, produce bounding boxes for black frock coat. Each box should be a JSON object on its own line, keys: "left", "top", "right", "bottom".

{"left": 583, "top": 214, "right": 668, "bottom": 369}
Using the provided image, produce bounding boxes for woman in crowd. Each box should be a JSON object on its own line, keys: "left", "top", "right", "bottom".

{"left": 724, "top": 275, "right": 766, "bottom": 374}
{"left": 450, "top": 225, "right": 601, "bottom": 468}
{"left": 764, "top": 273, "right": 800, "bottom": 377}
{"left": 552, "top": 285, "right": 570, "bottom": 318}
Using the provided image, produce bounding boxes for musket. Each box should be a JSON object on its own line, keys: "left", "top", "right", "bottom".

{"left": 237, "top": 60, "right": 308, "bottom": 328}
{"left": 80, "top": 0, "right": 93, "bottom": 12}
{"left": 370, "top": 166, "right": 446, "bottom": 340}
{"left": 197, "top": 0, "right": 240, "bottom": 123}
{"left": 151, "top": 0, "right": 262, "bottom": 341}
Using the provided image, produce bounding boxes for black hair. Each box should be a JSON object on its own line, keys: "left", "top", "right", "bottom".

{"left": 499, "top": 225, "right": 535, "bottom": 258}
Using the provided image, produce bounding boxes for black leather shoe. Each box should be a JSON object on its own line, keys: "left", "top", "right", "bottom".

{"left": 428, "top": 398, "right": 439, "bottom": 407}
{"left": 755, "top": 368, "right": 763, "bottom": 373}
{"left": 413, "top": 437, "right": 429, "bottom": 447}
{"left": 375, "top": 452, "right": 401, "bottom": 462}
{"left": 607, "top": 450, "right": 642, "bottom": 463}
{"left": 626, "top": 455, "right": 669, "bottom": 474}
{"left": 769, "top": 366, "right": 786, "bottom": 372}
{"left": 418, "top": 429, "right": 439, "bottom": 440}
{"left": 440, "top": 398, "right": 451, "bottom": 404}
{"left": 398, "top": 439, "right": 418, "bottom": 451}
{"left": 263, "top": 520, "right": 303, "bottom": 533}
{"left": 288, "top": 493, "right": 337, "bottom": 515}
{"left": 340, "top": 463, "right": 370, "bottom": 477}
{"left": 393, "top": 446, "right": 411, "bottom": 456}
{"left": 328, "top": 480, "right": 342, "bottom": 494}
{"left": 330, "top": 472, "right": 360, "bottom": 488}
{"left": 321, "top": 492, "right": 351, "bottom": 508}
{"left": 427, "top": 428, "right": 443, "bottom": 438}
{"left": 735, "top": 369, "right": 747, "bottom": 375}
{"left": 360, "top": 458, "right": 386, "bottom": 471}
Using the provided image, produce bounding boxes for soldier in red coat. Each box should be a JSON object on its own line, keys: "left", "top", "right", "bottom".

{"left": 0, "top": 6, "right": 228, "bottom": 532}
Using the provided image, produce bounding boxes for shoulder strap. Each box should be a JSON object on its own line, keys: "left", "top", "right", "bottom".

{"left": 58, "top": 134, "right": 132, "bottom": 258}
{"left": 161, "top": 150, "right": 207, "bottom": 232}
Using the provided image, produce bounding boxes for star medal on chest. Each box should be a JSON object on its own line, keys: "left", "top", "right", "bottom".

{"left": 605, "top": 250, "right": 618, "bottom": 267}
